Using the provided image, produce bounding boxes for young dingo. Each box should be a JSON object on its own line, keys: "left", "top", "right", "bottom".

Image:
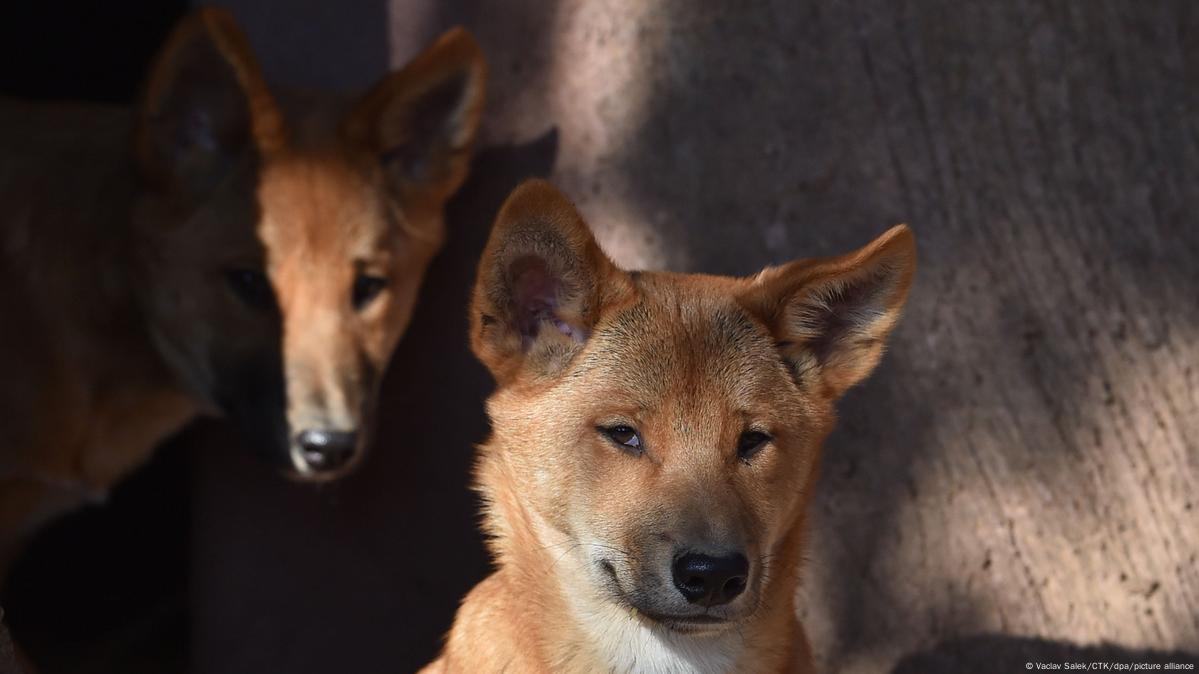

{"left": 423, "top": 181, "right": 915, "bottom": 673}
{"left": 0, "top": 9, "right": 485, "bottom": 571}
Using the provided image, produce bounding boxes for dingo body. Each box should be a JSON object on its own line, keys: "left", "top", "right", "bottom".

{"left": 0, "top": 10, "right": 485, "bottom": 571}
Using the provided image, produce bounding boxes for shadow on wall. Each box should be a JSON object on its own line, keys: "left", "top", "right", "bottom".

{"left": 892, "top": 635, "right": 1199, "bottom": 674}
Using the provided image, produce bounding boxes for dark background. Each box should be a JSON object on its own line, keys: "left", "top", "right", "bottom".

{"left": 0, "top": 3, "right": 192, "bottom": 673}
{"left": 2, "top": 1, "right": 1197, "bottom": 673}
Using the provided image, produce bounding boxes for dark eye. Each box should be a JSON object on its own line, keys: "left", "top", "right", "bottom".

{"left": 600, "top": 425, "right": 643, "bottom": 454}
{"left": 737, "top": 430, "right": 772, "bottom": 462}
{"left": 352, "top": 274, "right": 388, "bottom": 310}
{"left": 224, "top": 268, "right": 274, "bottom": 311}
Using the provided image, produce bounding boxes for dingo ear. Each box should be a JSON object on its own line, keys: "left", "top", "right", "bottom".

{"left": 470, "top": 180, "right": 626, "bottom": 383}
{"left": 743, "top": 225, "right": 916, "bottom": 399}
{"left": 136, "top": 9, "right": 283, "bottom": 198}
{"left": 344, "top": 28, "right": 485, "bottom": 215}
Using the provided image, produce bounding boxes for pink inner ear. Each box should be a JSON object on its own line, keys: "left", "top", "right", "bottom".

{"left": 510, "top": 256, "right": 560, "bottom": 340}
{"left": 509, "top": 256, "right": 585, "bottom": 347}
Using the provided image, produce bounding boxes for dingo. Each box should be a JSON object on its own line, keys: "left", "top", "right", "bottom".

{"left": 0, "top": 9, "right": 485, "bottom": 569}
{"left": 423, "top": 180, "right": 915, "bottom": 673}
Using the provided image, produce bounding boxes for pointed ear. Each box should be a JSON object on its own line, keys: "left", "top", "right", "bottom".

{"left": 136, "top": 8, "right": 284, "bottom": 198}
{"left": 470, "top": 180, "right": 628, "bottom": 384}
{"left": 742, "top": 225, "right": 916, "bottom": 399}
{"left": 343, "top": 28, "right": 486, "bottom": 212}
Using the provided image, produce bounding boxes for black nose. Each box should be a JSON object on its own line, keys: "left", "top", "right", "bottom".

{"left": 296, "top": 429, "right": 358, "bottom": 473}
{"left": 671, "top": 552, "right": 749, "bottom": 606}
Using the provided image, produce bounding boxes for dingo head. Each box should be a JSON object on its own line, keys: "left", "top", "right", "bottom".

{"left": 131, "top": 10, "right": 485, "bottom": 480}
{"left": 470, "top": 181, "right": 914, "bottom": 635}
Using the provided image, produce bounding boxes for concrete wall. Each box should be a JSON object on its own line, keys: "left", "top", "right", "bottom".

{"left": 195, "top": 2, "right": 1199, "bottom": 672}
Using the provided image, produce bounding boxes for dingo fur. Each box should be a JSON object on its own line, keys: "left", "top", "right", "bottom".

{"left": 423, "top": 181, "right": 915, "bottom": 673}
{"left": 0, "top": 9, "right": 485, "bottom": 570}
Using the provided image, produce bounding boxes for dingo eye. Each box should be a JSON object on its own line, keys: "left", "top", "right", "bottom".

{"left": 353, "top": 274, "right": 388, "bottom": 310}
{"left": 600, "top": 425, "right": 642, "bottom": 454}
{"left": 737, "top": 431, "right": 772, "bottom": 462}
{"left": 225, "top": 268, "right": 274, "bottom": 311}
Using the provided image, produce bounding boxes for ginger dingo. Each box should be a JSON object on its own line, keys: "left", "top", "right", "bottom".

{"left": 0, "top": 9, "right": 485, "bottom": 571}
{"left": 423, "top": 180, "right": 915, "bottom": 673}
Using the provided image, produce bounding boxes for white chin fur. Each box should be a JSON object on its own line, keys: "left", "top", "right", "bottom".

{"left": 580, "top": 601, "right": 741, "bottom": 674}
